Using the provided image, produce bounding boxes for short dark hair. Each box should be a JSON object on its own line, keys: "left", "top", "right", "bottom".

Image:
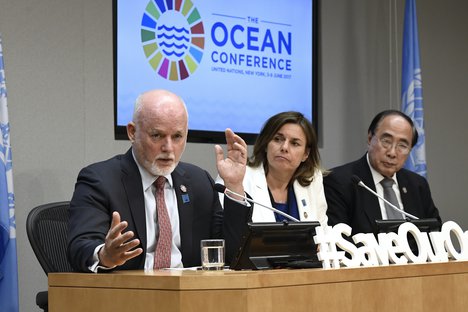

{"left": 368, "top": 110, "right": 418, "bottom": 147}
{"left": 248, "top": 111, "right": 321, "bottom": 187}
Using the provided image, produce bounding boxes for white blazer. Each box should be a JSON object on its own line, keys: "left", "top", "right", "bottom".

{"left": 217, "top": 165, "right": 328, "bottom": 227}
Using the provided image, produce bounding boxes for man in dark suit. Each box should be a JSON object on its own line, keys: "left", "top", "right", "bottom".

{"left": 67, "top": 89, "right": 251, "bottom": 272}
{"left": 324, "top": 110, "right": 441, "bottom": 235}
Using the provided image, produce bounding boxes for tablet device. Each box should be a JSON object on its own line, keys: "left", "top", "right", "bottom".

{"left": 230, "top": 221, "right": 321, "bottom": 270}
{"left": 375, "top": 218, "right": 441, "bottom": 255}
{"left": 375, "top": 218, "right": 441, "bottom": 234}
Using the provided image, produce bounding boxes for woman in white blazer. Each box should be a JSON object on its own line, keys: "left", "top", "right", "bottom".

{"left": 215, "top": 111, "right": 328, "bottom": 227}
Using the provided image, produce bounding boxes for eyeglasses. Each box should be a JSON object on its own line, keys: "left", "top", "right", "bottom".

{"left": 377, "top": 137, "right": 411, "bottom": 155}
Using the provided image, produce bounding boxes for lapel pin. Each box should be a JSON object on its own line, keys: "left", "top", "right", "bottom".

{"left": 180, "top": 184, "right": 187, "bottom": 193}
{"left": 402, "top": 187, "right": 407, "bottom": 194}
{"left": 181, "top": 193, "right": 190, "bottom": 203}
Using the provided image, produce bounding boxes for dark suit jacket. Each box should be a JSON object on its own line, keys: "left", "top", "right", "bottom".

{"left": 67, "top": 148, "right": 251, "bottom": 272}
{"left": 323, "top": 155, "right": 441, "bottom": 235}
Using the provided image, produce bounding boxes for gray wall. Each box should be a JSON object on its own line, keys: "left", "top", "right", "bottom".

{"left": 0, "top": 0, "right": 467, "bottom": 311}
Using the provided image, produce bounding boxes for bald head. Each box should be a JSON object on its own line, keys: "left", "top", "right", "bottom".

{"left": 133, "top": 89, "right": 188, "bottom": 126}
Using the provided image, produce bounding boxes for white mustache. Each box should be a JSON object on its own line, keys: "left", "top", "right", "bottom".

{"left": 155, "top": 153, "right": 175, "bottom": 161}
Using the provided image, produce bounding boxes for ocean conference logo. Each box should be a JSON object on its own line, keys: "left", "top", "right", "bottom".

{"left": 140, "top": 0, "right": 205, "bottom": 81}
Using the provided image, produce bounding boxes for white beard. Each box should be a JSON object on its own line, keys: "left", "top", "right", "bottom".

{"left": 145, "top": 159, "right": 177, "bottom": 176}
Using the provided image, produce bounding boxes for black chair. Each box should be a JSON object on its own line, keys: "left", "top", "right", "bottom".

{"left": 26, "top": 201, "right": 74, "bottom": 312}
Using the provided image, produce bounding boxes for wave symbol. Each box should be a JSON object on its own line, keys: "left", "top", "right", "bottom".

{"left": 160, "top": 42, "right": 188, "bottom": 50}
{"left": 157, "top": 25, "right": 190, "bottom": 34}
{"left": 158, "top": 24, "right": 190, "bottom": 59}
{"left": 157, "top": 33, "right": 190, "bottom": 42}
{"left": 162, "top": 50, "right": 185, "bottom": 57}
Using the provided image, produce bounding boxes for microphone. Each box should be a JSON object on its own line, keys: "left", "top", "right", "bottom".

{"left": 351, "top": 175, "right": 419, "bottom": 220}
{"left": 214, "top": 183, "right": 300, "bottom": 222}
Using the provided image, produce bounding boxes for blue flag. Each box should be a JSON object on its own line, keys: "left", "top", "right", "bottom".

{"left": 0, "top": 34, "right": 19, "bottom": 312}
{"left": 401, "top": 0, "right": 426, "bottom": 177}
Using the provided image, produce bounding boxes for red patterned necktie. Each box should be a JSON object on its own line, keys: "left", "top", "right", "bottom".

{"left": 153, "top": 176, "right": 172, "bottom": 269}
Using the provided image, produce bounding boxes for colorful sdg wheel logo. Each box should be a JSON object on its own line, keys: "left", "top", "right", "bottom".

{"left": 141, "top": 0, "right": 205, "bottom": 81}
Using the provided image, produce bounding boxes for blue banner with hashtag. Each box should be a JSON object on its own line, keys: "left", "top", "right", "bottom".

{"left": 401, "top": 0, "right": 427, "bottom": 177}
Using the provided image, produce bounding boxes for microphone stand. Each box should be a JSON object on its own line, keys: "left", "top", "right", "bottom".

{"left": 353, "top": 177, "right": 419, "bottom": 220}
{"left": 219, "top": 185, "right": 300, "bottom": 222}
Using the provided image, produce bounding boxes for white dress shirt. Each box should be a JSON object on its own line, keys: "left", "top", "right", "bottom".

{"left": 138, "top": 162, "right": 183, "bottom": 270}
{"left": 89, "top": 153, "right": 183, "bottom": 272}
{"left": 366, "top": 154, "right": 405, "bottom": 219}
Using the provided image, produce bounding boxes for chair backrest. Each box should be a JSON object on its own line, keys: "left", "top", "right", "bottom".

{"left": 26, "top": 201, "right": 74, "bottom": 274}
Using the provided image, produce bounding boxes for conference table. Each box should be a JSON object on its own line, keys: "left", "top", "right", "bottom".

{"left": 48, "top": 261, "right": 468, "bottom": 312}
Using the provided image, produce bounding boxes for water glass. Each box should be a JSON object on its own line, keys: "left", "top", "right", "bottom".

{"left": 200, "top": 239, "right": 225, "bottom": 270}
